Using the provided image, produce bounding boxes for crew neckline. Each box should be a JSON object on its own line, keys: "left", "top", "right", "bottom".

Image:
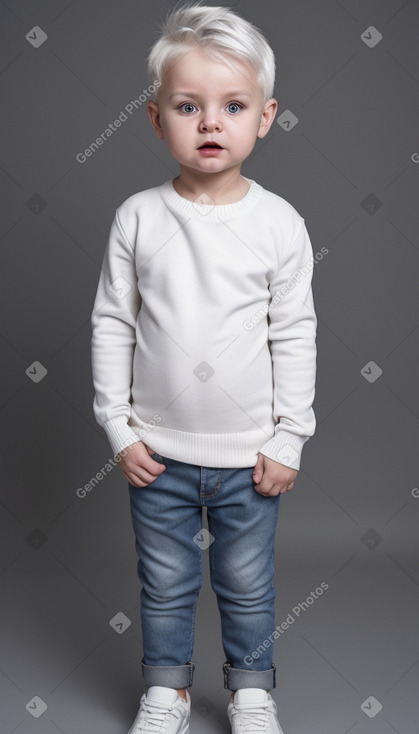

{"left": 159, "top": 177, "right": 263, "bottom": 219}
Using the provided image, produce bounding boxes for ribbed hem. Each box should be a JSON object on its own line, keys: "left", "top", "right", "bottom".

{"left": 159, "top": 177, "right": 263, "bottom": 221}
{"left": 128, "top": 421, "right": 276, "bottom": 468}
{"left": 101, "top": 416, "right": 309, "bottom": 470}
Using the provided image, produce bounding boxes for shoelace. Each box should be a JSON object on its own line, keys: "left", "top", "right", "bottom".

{"left": 232, "top": 700, "right": 271, "bottom": 733}
{"left": 134, "top": 696, "right": 181, "bottom": 733}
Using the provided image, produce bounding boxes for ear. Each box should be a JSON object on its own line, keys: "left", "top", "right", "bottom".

{"left": 257, "top": 97, "right": 278, "bottom": 139}
{"left": 147, "top": 100, "right": 165, "bottom": 140}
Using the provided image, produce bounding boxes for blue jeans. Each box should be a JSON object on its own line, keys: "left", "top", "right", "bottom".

{"left": 128, "top": 452, "right": 281, "bottom": 692}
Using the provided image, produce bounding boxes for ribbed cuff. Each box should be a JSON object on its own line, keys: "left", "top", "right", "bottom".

{"left": 258, "top": 431, "right": 309, "bottom": 471}
{"left": 103, "top": 417, "right": 142, "bottom": 457}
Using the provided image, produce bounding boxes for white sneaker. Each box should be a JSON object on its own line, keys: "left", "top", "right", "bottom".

{"left": 227, "top": 688, "right": 284, "bottom": 734}
{"left": 128, "top": 686, "right": 191, "bottom": 734}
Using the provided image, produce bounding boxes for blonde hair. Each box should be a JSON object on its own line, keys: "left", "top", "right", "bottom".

{"left": 146, "top": 1, "right": 276, "bottom": 103}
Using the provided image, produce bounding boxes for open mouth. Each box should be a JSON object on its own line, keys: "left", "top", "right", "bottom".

{"left": 198, "top": 142, "right": 223, "bottom": 149}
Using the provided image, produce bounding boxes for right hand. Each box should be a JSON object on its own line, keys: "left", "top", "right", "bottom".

{"left": 117, "top": 441, "right": 166, "bottom": 487}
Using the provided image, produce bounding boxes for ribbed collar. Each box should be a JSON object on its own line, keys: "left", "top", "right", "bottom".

{"left": 159, "top": 177, "right": 263, "bottom": 220}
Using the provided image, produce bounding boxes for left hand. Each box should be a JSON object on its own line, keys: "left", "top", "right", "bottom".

{"left": 252, "top": 452, "right": 298, "bottom": 496}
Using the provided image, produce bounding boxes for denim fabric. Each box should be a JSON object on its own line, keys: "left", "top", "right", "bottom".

{"left": 128, "top": 452, "right": 281, "bottom": 691}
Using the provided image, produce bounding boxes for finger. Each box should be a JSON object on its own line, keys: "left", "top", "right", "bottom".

{"left": 143, "top": 455, "right": 166, "bottom": 474}
{"left": 128, "top": 474, "right": 149, "bottom": 488}
{"left": 255, "top": 486, "right": 273, "bottom": 497}
{"left": 126, "top": 465, "right": 160, "bottom": 487}
{"left": 129, "top": 472, "right": 155, "bottom": 487}
{"left": 267, "top": 485, "right": 282, "bottom": 496}
{"left": 131, "top": 455, "right": 166, "bottom": 480}
{"left": 122, "top": 469, "right": 142, "bottom": 487}
{"left": 252, "top": 467, "right": 261, "bottom": 482}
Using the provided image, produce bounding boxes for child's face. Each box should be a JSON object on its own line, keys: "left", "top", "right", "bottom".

{"left": 147, "top": 45, "right": 277, "bottom": 178}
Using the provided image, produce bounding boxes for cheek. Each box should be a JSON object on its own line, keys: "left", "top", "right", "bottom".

{"left": 233, "top": 128, "right": 258, "bottom": 150}
{"left": 162, "top": 127, "right": 180, "bottom": 148}
{"left": 163, "top": 119, "right": 189, "bottom": 146}
{"left": 231, "top": 117, "right": 260, "bottom": 140}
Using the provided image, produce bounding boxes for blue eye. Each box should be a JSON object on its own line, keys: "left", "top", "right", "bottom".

{"left": 180, "top": 103, "right": 196, "bottom": 113}
{"left": 227, "top": 102, "right": 241, "bottom": 113}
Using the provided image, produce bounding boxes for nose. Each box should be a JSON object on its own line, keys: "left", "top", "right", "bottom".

{"left": 199, "top": 110, "right": 222, "bottom": 132}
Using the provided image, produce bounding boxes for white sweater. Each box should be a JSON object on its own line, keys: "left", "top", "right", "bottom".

{"left": 91, "top": 177, "right": 317, "bottom": 470}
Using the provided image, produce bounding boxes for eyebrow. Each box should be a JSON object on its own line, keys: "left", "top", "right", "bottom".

{"left": 169, "top": 90, "right": 252, "bottom": 99}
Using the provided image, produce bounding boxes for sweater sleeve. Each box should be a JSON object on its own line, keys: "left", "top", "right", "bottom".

{"left": 91, "top": 209, "right": 143, "bottom": 456}
{"left": 258, "top": 217, "right": 317, "bottom": 471}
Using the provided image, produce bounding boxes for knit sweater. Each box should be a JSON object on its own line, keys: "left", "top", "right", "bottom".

{"left": 91, "top": 177, "right": 317, "bottom": 471}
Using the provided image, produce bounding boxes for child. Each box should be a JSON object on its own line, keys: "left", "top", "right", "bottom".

{"left": 91, "top": 3, "right": 317, "bottom": 733}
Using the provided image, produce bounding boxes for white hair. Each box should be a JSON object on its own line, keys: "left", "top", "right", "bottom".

{"left": 146, "top": 1, "right": 276, "bottom": 103}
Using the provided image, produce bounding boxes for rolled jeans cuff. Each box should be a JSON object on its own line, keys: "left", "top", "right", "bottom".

{"left": 141, "top": 658, "right": 195, "bottom": 688}
{"left": 223, "top": 662, "right": 276, "bottom": 692}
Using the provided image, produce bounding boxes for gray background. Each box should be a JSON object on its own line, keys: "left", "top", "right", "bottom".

{"left": 1, "top": 0, "right": 418, "bottom": 732}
